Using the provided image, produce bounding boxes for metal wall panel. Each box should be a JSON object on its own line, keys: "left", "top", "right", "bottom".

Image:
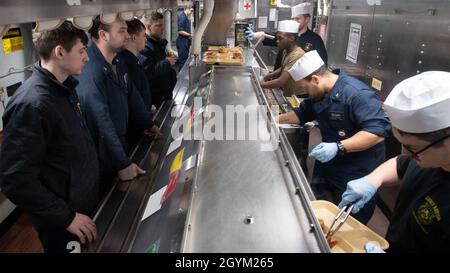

{"left": 326, "top": 0, "right": 375, "bottom": 79}
{"left": 326, "top": 0, "right": 450, "bottom": 99}
{"left": 366, "top": 0, "right": 450, "bottom": 99}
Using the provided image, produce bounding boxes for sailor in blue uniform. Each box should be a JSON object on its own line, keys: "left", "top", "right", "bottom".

{"left": 76, "top": 16, "right": 158, "bottom": 194}
{"left": 176, "top": 4, "right": 193, "bottom": 69}
{"left": 278, "top": 51, "right": 391, "bottom": 223}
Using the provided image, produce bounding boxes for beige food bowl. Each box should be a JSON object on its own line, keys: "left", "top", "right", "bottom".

{"left": 311, "top": 200, "right": 389, "bottom": 253}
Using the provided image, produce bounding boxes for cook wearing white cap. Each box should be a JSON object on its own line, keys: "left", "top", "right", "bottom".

{"left": 278, "top": 50, "right": 391, "bottom": 224}
{"left": 290, "top": 2, "right": 327, "bottom": 64}
{"left": 244, "top": 2, "right": 328, "bottom": 69}
{"left": 278, "top": 20, "right": 301, "bottom": 34}
{"left": 384, "top": 71, "right": 450, "bottom": 133}
{"left": 260, "top": 20, "right": 305, "bottom": 96}
{"left": 291, "top": 2, "right": 312, "bottom": 18}
{"left": 338, "top": 71, "right": 450, "bottom": 253}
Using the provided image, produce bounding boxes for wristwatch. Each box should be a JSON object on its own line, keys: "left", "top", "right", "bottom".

{"left": 336, "top": 141, "right": 346, "bottom": 156}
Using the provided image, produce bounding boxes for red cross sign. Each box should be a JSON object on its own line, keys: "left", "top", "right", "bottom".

{"left": 244, "top": 2, "right": 252, "bottom": 10}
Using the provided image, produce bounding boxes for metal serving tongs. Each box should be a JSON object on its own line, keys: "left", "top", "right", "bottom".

{"left": 325, "top": 203, "right": 355, "bottom": 241}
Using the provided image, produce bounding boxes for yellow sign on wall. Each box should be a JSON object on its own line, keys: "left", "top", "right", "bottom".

{"left": 371, "top": 77, "right": 383, "bottom": 91}
{"left": 270, "top": 0, "right": 278, "bottom": 6}
{"left": 2, "top": 28, "right": 24, "bottom": 54}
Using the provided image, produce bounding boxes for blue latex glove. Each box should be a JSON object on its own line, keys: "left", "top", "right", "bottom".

{"left": 338, "top": 177, "right": 377, "bottom": 214}
{"left": 309, "top": 142, "right": 338, "bottom": 163}
{"left": 244, "top": 27, "right": 256, "bottom": 41}
{"left": 364, "top": 242, "right": 385, "bottom": 253}
{"left": 259, "top": 75, "right": 264, "bottom": 82}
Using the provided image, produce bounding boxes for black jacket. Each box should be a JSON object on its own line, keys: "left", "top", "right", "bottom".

{"left": 118, "top": 49, "right": 152, "bottom": 111}
{"left": 0, "top": 62, "right": 100, "bottom": 230}
{"left": 118, "top": 49, "right": 155, "bottom": 149}
{"left": 139, "top": 35, "right": 177, "bottom": 107}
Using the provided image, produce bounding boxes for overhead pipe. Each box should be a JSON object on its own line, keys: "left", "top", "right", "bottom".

{"left": 203, "top": 0, "right": 238, "bottom": 46}
{"left": 317, "top": 0, "right": 323, "bottom": 16}
{"left": 192, "top": 0, "right": 215, "bottom": 58}
{"left": 323, "top": 0, "right": 330, "bottom": 17}
{"left": 164, "top": 9, "right": 175, "bottom": 54}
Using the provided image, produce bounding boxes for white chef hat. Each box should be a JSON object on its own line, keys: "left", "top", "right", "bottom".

{"left": 291, "top": 2, "right": 312, "bottom": 18}
{"left": 288, "top": 50, "right": 325, "bottom": 81}
{"left": 278, "top": 20, "right": 301, "bottom": 34}
{"left": 384, "top": 71, "right": 450, "bottom": 133}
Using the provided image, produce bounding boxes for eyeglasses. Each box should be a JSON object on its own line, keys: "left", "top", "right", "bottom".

{"left": 403, "top": 134, "right": 450, "bottom": 159}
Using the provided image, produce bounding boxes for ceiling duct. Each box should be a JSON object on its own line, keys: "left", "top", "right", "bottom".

{"left": 203, "top": 0, "right": 239, "bottom": 46}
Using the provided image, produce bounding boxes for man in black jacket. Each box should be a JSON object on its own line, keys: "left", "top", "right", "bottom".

{"left": 0, "top": 21, "right": 99, "bottom": 252}
{"left": 140, "top": 11, "right": 177, "bottom": 108}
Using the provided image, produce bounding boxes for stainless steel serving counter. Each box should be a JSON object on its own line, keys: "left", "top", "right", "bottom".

{"left": 181, "top": 66, "right": 324, "bottom": 252}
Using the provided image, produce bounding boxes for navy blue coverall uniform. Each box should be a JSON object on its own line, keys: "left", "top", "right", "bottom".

{"left": 118, "top": 49, "right": 153, "bottom": 111}
{"left": 76, "top": 43, "right": 153, "bottom": 194}
{"left": 118, "top": 49, "right": 155, "bottom": 149}
{"left": 293, "top": 69, "right": 391, "bottom": 223}
{"left": 176, "top": 10, "right": 191, "bottom": 69}
{"left": 139, "top": 35, "right": 177, "bottom": 108}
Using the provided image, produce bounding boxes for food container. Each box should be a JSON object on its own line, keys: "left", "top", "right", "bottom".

{"left": 311, "top": 200, "right": 389, "bottom": 253}
{"left": 235, "top": 22, "right": 249, "bottom": 47}
{"left": 286, "top": 96, "right": 302, "bottom": 108}
{"left": 203, "top": 46, "right": 244, "bottom": 66}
